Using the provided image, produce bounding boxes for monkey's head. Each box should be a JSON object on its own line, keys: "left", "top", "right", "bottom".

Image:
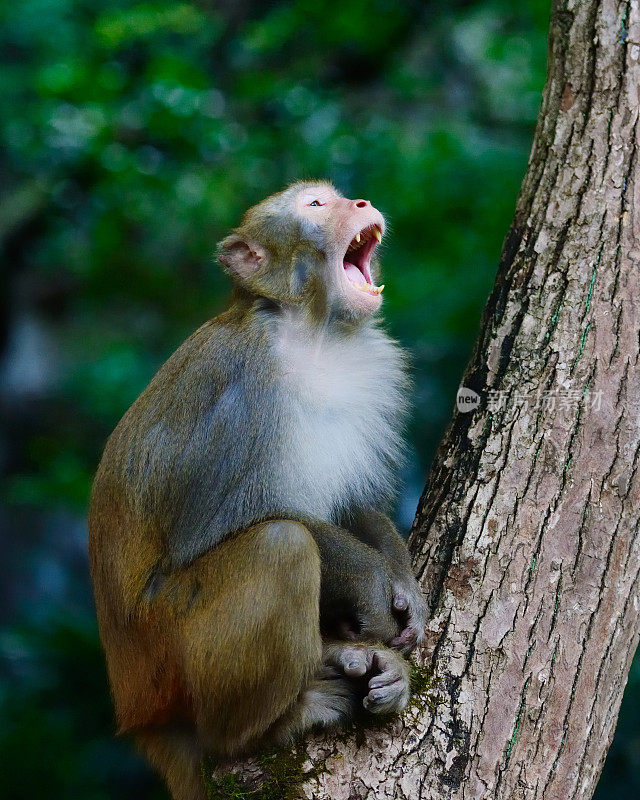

{"left": 217, "top": 181, "right": 386, "bottom": 321}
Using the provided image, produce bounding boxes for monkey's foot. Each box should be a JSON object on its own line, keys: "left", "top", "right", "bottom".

{"left": 300, "top": 668, "right": 358, "bottom": 728}
{"left": 363, "top": 649, "right": 410, "bottom": 714}
{"left": 325, "top": 643, "right": 410, "bottom": 715}
{"left": 270, "top": 667, "right": 357, "bottom": 746}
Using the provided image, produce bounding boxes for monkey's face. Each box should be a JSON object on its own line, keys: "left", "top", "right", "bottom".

{"left": 218, "top": 181, "right": 386, "bottom": 320}
{"left": 293, "top": 183, "right": 386, "bottom": 319}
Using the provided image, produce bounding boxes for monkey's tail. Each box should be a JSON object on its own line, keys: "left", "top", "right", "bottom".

{"left": 136, "top": 725, "right": 206, "bottom": 800}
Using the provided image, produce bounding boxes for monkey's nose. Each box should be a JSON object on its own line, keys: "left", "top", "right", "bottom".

{"left": 352, "top": 199, "right": 371, "bottom": 209}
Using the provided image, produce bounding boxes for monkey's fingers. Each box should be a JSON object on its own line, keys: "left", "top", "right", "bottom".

{"left": 390, "top": 583, "right": 427, "bottom": 654}
{"left": 390, "top": 623, "right": 423, "bottom": 654}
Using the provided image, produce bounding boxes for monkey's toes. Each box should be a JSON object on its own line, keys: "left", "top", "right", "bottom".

{"left": 363, "top": 680, "right": 409, "bottom": 714}
{"left": 364, "top": 673, "right": 409, "bottom": 714}
{"left": 336, "top": 645, "right": 373, "bottom": 677}
{"left": 363, "top": 650, "right": 410, "bottom": 714}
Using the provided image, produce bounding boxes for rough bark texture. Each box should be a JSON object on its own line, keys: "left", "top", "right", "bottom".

{"left": 210, "top": 1, "right": 640, "bottom": 798}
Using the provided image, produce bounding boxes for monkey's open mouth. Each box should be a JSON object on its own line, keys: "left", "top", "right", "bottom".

{"left": 343, "top": 225, "right": 384, "bottom": 296}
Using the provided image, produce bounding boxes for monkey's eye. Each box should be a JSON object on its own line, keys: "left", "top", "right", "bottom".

{"left": 308, "top": 200, "right": 325, "bottom": 207}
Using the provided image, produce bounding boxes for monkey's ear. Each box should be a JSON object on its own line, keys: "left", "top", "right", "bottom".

{"left": 217, "top": 234, "right": 267, "bottom": 279}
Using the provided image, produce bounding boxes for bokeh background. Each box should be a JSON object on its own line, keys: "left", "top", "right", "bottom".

{"left": 1, "top": 0, "right": 638, "bottom": 797}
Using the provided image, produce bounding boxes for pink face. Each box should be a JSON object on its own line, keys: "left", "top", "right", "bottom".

{"left": 295, "top": 185, "right": 386, "bottom": 316}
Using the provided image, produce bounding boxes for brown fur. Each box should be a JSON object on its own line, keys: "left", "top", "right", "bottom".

{"left": 90, "top": 510, "right": 322, "bottom": 746}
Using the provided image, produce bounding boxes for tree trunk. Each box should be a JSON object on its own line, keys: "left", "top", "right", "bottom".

{"left": 209, "top": 1, "right": 640, "bottom": 797}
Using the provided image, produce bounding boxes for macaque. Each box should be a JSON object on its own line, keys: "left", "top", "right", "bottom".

{"left": 89, "top": 182, "right": 426, "bottom": 800}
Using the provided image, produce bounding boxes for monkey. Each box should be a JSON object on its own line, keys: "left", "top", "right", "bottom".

{"left": 89, "top": 181, "right": 427, "bottom": 800}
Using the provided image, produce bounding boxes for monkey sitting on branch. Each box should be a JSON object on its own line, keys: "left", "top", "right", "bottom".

{"left": 89, "top": 182, "right": 427, "bottom": 800}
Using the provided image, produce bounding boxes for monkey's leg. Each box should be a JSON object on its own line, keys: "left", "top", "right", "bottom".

{"left": 136, "top": 726, "right": 205, "bottom": 800}
{"left": 265, "top": 662, "right": 356, "bottom": 746}
{"left": 132, "top": 519, "right": 326, "bottom": 799}
{"left": 165, "top": 520, "right": 325, "bottom": 757}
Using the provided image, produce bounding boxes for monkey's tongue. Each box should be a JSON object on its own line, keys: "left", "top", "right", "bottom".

{"left": 344, "top": 262, "right": 367, "bottom": 286}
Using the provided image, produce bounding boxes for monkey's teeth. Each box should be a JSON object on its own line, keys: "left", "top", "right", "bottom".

{"left": 356, "top": 283, "right": 384, "bottom": 295}
{"left": 347, "top": 225, "right": 382, "bottom": 251}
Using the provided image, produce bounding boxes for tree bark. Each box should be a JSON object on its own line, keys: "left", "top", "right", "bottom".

{"left": 210, "top": 1, "right": 640, "bottom": 797}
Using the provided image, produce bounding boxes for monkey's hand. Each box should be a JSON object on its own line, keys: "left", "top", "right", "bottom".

{"left": 320, "top": 567, "right": 426, "bottom": 654}
{"left": 324, "top": 642, "right": 410, "bottom": 716}
{"left": 389, "top": 574, "right": 428, "bottom": 655}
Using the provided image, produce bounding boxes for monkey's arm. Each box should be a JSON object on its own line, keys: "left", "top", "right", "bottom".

{"left": 338, "top": 509, "right": 428, "bottom": 653}
{"left": 304, "top": 518, "right": 426, "bottom": 653}
{"left": 304, "top": 520, "right": 400, "bottom": 646}
{"left": 344, "top": 508, "right": 412, "bottom": 570}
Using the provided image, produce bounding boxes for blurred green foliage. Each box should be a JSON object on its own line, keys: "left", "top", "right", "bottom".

{"left": 0, "top": 619, "right": 165, "bottom": 798}
{"left": 0, "top": 0, "right": 636, "bottom": 797}
{"left": 0, "top": 0, "right": 549, "bottom": 510}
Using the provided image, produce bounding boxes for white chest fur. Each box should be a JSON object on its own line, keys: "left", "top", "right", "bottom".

{"left": 270, "top": 312, "right": 407, "bottom": 519}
